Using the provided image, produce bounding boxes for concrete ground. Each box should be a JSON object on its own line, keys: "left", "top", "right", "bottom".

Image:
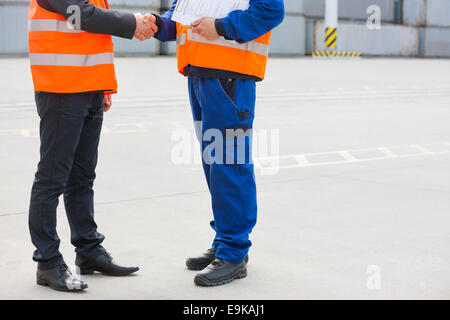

{"left": 0, "top": 57, "right": 449, "bottom": 300}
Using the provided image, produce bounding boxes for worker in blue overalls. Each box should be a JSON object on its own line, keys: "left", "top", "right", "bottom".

{"left": 148, "top": 0, "right": 284, "bottom": 286}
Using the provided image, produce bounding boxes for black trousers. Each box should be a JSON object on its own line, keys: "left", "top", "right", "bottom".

{"left": 29, "top": 92, "right": 106, "bottom": 270}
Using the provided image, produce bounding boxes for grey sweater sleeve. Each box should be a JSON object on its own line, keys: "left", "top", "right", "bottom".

{"left": 37, "top": 0, "right": 137, "bottom": 39}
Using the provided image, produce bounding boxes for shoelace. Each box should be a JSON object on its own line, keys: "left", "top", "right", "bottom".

{"left": 211, "top": 258, "right": 225, "bottom": 266}
{"left": 57, "top": 264, "right": 69, "bottom": 274}
{"left": 56, "top": 264, "right": 73, "bottom": 281}
{"left": 104, "top": 252, "right": 114, "bottom": 263}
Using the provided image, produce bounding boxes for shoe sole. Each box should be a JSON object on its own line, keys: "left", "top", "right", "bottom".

{"left": 78, "top": 268, "right": 139, "bottom": 277}
{"left": 194, "top": 268, "right": 247, "bottom": 287}
{"left": 186, "top": 256, "right": 249, "bottom": 271}
{"left": 36, "top": 279, "right": 87, "bottom": 292}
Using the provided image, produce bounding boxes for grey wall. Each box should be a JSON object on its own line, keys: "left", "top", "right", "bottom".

{"left": 270, "top": 0, "right": 305, "bottom": 55}
{"left": 0, "top": 0, "right": 29, "bottom": 55}
{"left": 401, "top": 0, "right": 450, "bottom": 57}
{"left": 311, "top": 21, "right": 419, "bottom": 56}
{"left": 0, "top": 0, "right": 162, "bottom": 56}
{"left": 305, "top": 0, "right": 450, "bottom": 57}
{"left": 304, "top": 0, "right": 395, "bottom": 22}
{"left": 0, "top": 0, "right": 449, "bottom": 57}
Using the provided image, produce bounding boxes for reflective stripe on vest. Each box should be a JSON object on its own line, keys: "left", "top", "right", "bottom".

{"left": 177, "top": 30, "right": 269, "bottom": 57}
{"left": 29, "top": 53, "right": 114, "bottom": 67}
{"left": 28, "top": 19, "right": 85, "bottom": 33}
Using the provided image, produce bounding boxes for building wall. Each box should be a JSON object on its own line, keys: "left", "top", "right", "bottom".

{"left": 270, "top": 0, "right": 305, "bottom": 55}
{"left": 304, "top": 0, "right": 396, "bottom": 22}
{"left": 305, "top": 0, "right": 450, "bottom": 57}
{"left": 0, "top": 0, "right": 29, "bottom": 55}
{"left": 0, "top": 0, "right": 449, "bottom": 57}
{"left": 312, "top": 21, "right": 419, "bottom": 56}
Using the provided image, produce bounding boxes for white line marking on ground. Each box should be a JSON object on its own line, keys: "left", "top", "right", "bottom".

{"left": 1, "top": 86, "right": 450, "bottom": 111}
{"left": 410, "top": 144, "right": 433, "bottom": 155}
{"left": 378, "top": 148, "right": 398, "bottom": 158}
{"left": 294, "top": 155, "right": 311, "bottom": 166}
{"left": 20, "top": 129, "right": 31, "bottom": 137}
{"left": 338, "top": 151, "right": 358, "bottom": 162}
{"left": 252, "top": 158, "right": 262, "bottom": 170}
{"left": 102, "top": 126, "right": 112, "bottom": 134}
{"left": 255, "top": 142, "right": 450, "bottom": 171}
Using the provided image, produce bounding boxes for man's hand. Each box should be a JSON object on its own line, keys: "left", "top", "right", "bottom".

{"left": 104, "top": 94, "right": 112, "bottom": 112}
{"left": 134, "top": 13, "right": 158, "bottom": 41}
{"left": 192, "top": 17, "right": 220, "bottom": 41}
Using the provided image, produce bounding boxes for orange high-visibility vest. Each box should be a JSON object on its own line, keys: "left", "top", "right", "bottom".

{"left": 28, "top": 0, "right": 118, "bottom": 93}
{"left": 176, "top": 23, "right": 271, "bottom": 80}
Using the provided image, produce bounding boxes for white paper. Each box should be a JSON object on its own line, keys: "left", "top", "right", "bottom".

{"left": 172, "top": 0, "right": 250, "bottom": 26}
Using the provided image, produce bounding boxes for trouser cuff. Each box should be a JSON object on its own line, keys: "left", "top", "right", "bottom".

{"left": 37, "top": 256, "right": 66, "bottom": 270}
{"left": 215, "top": 247, "right": 248, "bottom": 264}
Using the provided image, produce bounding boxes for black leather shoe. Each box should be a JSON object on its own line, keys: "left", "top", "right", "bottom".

{"left": 186, "top": 249, "right": 216, "bottom": 270}
{"left": 186, "top": 249, "right": 249, "bottom": 271}
{"left": 75, "top": 252, "right": 139, "bottom": 276}
{"left": 37, "top": 264, "right": 87, "bottom": 292}
{"left": 194, "top": 258, "right": 247, "bottom": 287}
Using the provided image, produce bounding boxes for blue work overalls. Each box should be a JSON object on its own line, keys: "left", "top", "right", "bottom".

{"left": 188, "top": 76, "right": 258, "bottom": 264}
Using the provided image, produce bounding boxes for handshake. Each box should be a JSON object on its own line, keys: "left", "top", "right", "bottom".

{"left": 134, "top": 13, "right": 158, "bottom": 41}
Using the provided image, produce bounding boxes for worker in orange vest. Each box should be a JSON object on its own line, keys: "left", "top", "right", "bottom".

{"left": 150, "top": 0, "right": 285, "bottom": 286}
{"left": 28, "top": 0, "right": 157, "bottom": 292}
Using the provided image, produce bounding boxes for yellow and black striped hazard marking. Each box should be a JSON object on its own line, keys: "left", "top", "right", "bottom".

{"left": 325, "top": 27, "right": 337, "bottom": 48}
{"left": 312, "top": 51, "right": 361, "bottom": 58}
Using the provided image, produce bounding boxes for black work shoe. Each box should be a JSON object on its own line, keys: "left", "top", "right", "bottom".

{"left": 186, "top": 249, "right": 216, "bottom": 271}
{"left": 194, "top": 258, "right": 247, "bottom": 287}
{"left": 36, "top": 264, "right": 87, "bottom": 292}
{"left": 75, "top": 252, "right": 139, "bottom": 277}
{"left": 186, "top": 249, "right": 249, "bottom": 271}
